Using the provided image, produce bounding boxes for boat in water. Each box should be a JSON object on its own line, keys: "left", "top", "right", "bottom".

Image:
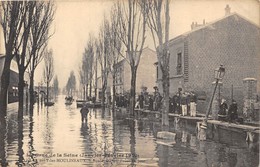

{"left": 76, "top": 99, "right": 102, "bottom": 108}
{"left": 45, "top": 101, "right": 55, "bottom": 106}
{"left": 65, "top": 96, "right": 74, "bottom": 105}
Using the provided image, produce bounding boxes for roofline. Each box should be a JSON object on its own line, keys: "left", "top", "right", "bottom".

{"left": 169, "top": 13, "right": 260, "bottom": 43}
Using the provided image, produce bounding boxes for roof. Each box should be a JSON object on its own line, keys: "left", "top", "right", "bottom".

{"left": 114, "top": 47, "right": 156, "bottom": 67}
{"left": 142, "top": 46, "right": 156, "bottom": 53}
{"left": 169, "top": 13, "right": 260, "bottom": 44}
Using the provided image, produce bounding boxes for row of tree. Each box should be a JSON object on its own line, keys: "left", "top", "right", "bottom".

{"left": 0, "top": 1, "right": 56, "bottom": 118}
{"left": 79, "top": 0, "right": 171, "bottom": 125}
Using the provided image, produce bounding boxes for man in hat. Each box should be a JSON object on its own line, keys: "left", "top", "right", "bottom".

{"left": 218, "top": 99, "right": 228, "bottom": 121}
{"left": 80, "top": 103, "right": 89, "bottom": 122}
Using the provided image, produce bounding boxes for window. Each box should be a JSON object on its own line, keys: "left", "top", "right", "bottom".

{"left": 177, "top": 52, "right": 182, "bottom": 75}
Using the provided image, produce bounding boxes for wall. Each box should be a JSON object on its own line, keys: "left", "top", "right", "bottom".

{"left": 136, "top": 47, "right": 157, "bottom": 94}
{"left": 186, "top": 15, "right": 260, "bottom": 94}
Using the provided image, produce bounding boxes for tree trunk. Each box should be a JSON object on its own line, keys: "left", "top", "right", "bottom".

{"left": 18, "top": 70, "right": 25, "bottom": 118}
{"left": 29, "top": 70, "right": 35, "bottom": 109}
{"left": 89, "top": 81, "right": 92, "bottom": 98}
{"left": 46, "top": 81, "right": 49, "bottom": 103}
{"left": 129, "top": 67, "right": 137, "bottom": 116}
{"left": 162, "top": 69, "right": 170, "bottom": 126}
{"left": 83, "top": 85, "right": 86, "bottom": 100}
{"left": 86, "top": 84, "right": 88, "bottom": 100}
{"left": 101, "top": 83, "right": 107, "bottom": 108}
{"left": 112, "top": 72, "right": 116, "bottom": 110}
{"left": 0, "top": 57, "right": 12, "bottom": 116}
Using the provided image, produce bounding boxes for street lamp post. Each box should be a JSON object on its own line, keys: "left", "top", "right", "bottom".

{"left": 198, "top": 65, "right": 225, "bottom": 140}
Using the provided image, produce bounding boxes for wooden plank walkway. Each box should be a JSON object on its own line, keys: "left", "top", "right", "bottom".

{"left": 207, "top": 120, "right": 260, "bottom": 133}
{"left": 136, "top": 109, "right": 207, "bottom": 121}
{"left": 134, "top": 108, "right": 260, "bottom": 134}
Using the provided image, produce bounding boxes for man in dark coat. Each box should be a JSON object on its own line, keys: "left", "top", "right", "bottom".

{"left": 139, "top": 94, "right": 144, "bottom": 109}
{"left": 80, "top": 103, "right": 89, "bottom": 123}
{"left": 149, "top": 96, "right": 154, "bottom": 111}
{"left": 228, "top": 100, "right": 238, "bottom": 123}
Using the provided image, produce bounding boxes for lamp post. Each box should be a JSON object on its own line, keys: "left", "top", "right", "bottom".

{"left": 199, "top": 65, "right": 225, "bottom": 140}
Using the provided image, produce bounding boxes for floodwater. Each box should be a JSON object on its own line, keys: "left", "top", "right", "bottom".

{"left": 0, "top": 95, "right": 259, "bottom": 167}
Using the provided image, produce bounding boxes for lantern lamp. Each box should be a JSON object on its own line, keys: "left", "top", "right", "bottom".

{"left": 214, "top": 65, "right": 225, "bottom": 80}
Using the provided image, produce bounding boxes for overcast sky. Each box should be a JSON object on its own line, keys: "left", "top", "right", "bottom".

{"left": 29, "top": 0, "right": 260, "bottom": 88}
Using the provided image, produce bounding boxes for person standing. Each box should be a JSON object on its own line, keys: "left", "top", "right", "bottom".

{"left": 218, "top": 99, "right": 228, "bottom": 121}
{"left": 228, "top": 100, "right": 238, "bottom": 123}
{"left": 139, "top": 93, "right": 144, "bottom": 109}
{"left": 80, "top": 103, "right": 89, "bottom": 123}
{"left": 190, "top": 93, "right": 197, "bottom": 117}
{"left": 149, "top": 96, "right": 154, "bottom": 111}
{"left": 181, "top": 93, "right": 187, "bottom": 116}
{"left": 186, "top": 94, "right": 191, "bottom": 115}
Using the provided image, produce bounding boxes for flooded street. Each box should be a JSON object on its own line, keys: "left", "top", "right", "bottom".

{"left": 0, "top": 95, "right": 259, "bottom": 167}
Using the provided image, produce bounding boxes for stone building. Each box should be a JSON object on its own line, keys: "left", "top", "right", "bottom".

{"left": 113, "top": 47, "right": 157, "bottom": 95}
{"left": 157, "top": 8, "right": 260, "bottom": 114}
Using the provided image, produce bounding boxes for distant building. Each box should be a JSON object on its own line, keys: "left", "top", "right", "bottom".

{"left": 113, "top": 47, "right": 157, "bottom": 94}
{"left": 0, "top": 54, "right": 30, "bottom": 104}
{"left": 157, "top": 8, "right": 260, "bottom": 113}
{"left": 0, "top": 55, "right": 19, "bottom": 103}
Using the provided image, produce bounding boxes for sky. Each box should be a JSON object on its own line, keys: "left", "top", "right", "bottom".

{"left": 17, "top": 0, "right": 260, "bottom": 88}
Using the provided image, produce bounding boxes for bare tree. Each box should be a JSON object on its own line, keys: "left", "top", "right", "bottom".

{"left": 79, "top": 37, "right": 94, "bottom": 100}
{"left": 147, "top": 0, "right": 170, "bottom": 126}
{"left": 79, "top": 62, "right": 86, "bottom": 99}
{"left": 53, "top": 75, "right": 59, "bottom": 97}
{"left": 115, "top": 0, "right": 148, "bottom": 114}
{"left": 28, "top": 1, "right": 55, "bottom": 107}
{"left": 85, "top": 36, "right": 95, "bottom": 98}
{"left": 15, "top": 2, "right": 36, "bottom": 113}
{"left": 107, "top": 4, "right": 123, "bottom": 109}
{"left": 43, "top": 49, "right": 54, "bottom": 104}
{"left": 0, "top": 1, "right": 26, "bottom": 114}
{"left": 66, "top": 71, "right": 76, "bottom": 96}
{"left": 95, "top": 18, "right": 110, "bottom": 107}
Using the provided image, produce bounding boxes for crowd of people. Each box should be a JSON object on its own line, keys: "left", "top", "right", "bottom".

{"left": 79, "top": 88, "right": 242, "bottom": 126}
{"left": 129, "top": 88, "right": 198, "bottom": 117}
{"left": 102, "top": 88, "right": 241, "bottom": 123}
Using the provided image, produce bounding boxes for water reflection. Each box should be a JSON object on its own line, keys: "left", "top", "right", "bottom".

{"left": 17, "top": 118, "right": 24, "bottom": 166}
{"left": 0, "top": 118, "right": 7, "bottom": 166}
{"left": 27, "top": 110, "right": 37, "bottom": 166}
{"left": 0, "top": 95, "right": 259, "bottom": 167}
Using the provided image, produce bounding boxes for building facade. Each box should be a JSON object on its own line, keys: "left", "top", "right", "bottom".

{"left": 114, "top": 47, "right": 157, "bottom": 95}
{"left": 0, "top": 56, "right": 20, "bottom": 103}
{"left": 157, "top": 12, "right": 260, "bottom": 114}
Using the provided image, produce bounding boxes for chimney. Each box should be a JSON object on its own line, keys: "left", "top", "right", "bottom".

{"left": 191, "top": 22, "right": 195, "bottom": 30}
{"left": 225, "top": 4, "right": 231, "bottom": 16}
{"left": 203, "top": 19, "right": 206, "bottom": 25}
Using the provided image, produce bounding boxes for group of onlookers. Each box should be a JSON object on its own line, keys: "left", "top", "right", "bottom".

{"left": 218, "top": 99, "right": 239, "bottom": 123}
{"left": 169, "top": 92, "right": 197, "bottom": 116}
{"left": 115, "top": 94, "right": 129, "bottom": 108}
{"left": 115, "top": 90, "right": 240, "bottom": 123}
{"left": 133, "top": 90, "right": 198, "bottom": 117}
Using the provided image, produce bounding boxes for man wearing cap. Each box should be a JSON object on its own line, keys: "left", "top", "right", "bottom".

{"left": 80, "top": 103, "right": 89, "bottom": 122}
